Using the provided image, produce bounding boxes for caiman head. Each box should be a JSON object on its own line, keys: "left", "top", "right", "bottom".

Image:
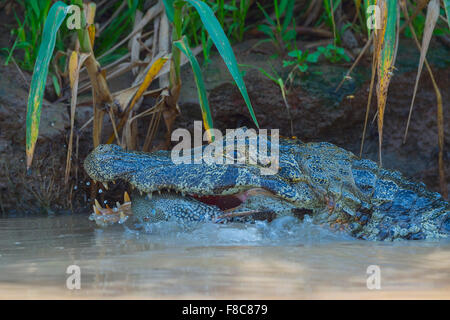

{"left": 83, "top": 135, "right": 323, "bottom": 227}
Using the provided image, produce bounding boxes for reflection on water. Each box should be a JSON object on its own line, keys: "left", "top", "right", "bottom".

{"left": 0, "top": 214, "right": 449, "bottom": 299}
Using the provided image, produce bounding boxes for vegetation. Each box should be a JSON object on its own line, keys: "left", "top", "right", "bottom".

{"left": 0, "top": 0, "right": 449, "bottom": 197}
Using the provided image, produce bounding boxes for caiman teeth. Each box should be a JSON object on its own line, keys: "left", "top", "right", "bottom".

{"left": 124, "top": 191, "right": 131, "bottom": 203}
{"left": 102, "top": 182, "right": 109, "bottom": 190}
{"left": 94, "top": 199, "right": 102, "bottom": 210}
{"left": 147, "top": 193, "right": 152, "bottom": 200}
{"left": 93, "top": 205, "right": 101, "bottom": 215}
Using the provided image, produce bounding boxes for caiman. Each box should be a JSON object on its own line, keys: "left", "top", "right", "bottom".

{"left": 84, "top": 130, "right": 449, "bottom": 241}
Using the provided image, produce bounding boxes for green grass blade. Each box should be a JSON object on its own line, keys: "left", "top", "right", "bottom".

{"left": 239, "top": 64, "right": 278, "bottom": 83}
{"left": 184, "top": 0, "right": 259, "bottom": 128}
{"left": 376, "top": 0, "right": 398, "bottom": 166}
{"left": 281, "top": 0, "right": 295, "bottom": 32}
{"left": 174, "top": 36, "right": 215, "bottom": 141}
{"left": 379, "top": 1, "right": 397, "bottom": 80}
{"left": 3, "top": 38, "right": 18, "bottom": 66}
{"left": 444, "top": 0, "right": 450, "bottom": 29}
{"left": 26, "top": 1, "right": 70, "bottom": 169}
{"left": 162, "top": 0, "right": 175, "bottom": 22}
{"left": 30, "top": 0, "right": 40, "bottom": 18}
{"left": 256, "top": 1, "right": 275, "bottom": 26}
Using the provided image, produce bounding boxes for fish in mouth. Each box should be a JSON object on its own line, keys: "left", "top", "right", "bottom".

{"left": 90, "top": 188, "right": 291, "bottom": 228}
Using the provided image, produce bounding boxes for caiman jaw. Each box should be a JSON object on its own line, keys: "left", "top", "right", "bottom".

{"left": 90, "top": 183, "right": 281, "bottom": 227}
{"left": 130, "top": 183, "right": 279, "bottom": 211}
{"left": 85, "top": 143, "right": 308, "bottom": 227}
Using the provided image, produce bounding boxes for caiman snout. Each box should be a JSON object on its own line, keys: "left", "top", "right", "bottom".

{"left": 84, "top": 144, "right": 128, "bottom": 183}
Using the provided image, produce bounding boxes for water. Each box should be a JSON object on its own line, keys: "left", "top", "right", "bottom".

{"left": 0, "top": 214, "right": 449, "bottom": 299}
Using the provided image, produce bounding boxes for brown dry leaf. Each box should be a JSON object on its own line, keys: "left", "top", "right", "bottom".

{"left": 88, "top": 24, "right": 96, "bottom": 48}
{"left": 403, "top": 0, "right": 440, "bottom": 142}
{"left": 127, "top": 55, "right": 169, "bottom": 115}
{"left": 112, "top": 85, "right": 141, "bottom": 113}
{"left": 124, "top": 96, "right": 165, "bottom": 151}
{"left": 65, "top": 52, "right": 90, "bottom": 184}
{"left": 130, "top": 10, "right": 143, "bottom": 75}
{"left": 84, "top": 2, "right": 97, "bottom": 47}
{"left": 158, "top": 12, "right": 171, "bottom": 88}
{"left": 68, "top": 51, "right": 78, "bottom": 89}
{"left": 142, "top": 106, "right": 163, "bottom": 152}
{"left": 106, "top": 55, "right": 169, "bottom": 144}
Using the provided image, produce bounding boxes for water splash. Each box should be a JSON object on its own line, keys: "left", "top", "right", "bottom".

{"left": 122, "top": 215, "right": 353, "bottom": 246}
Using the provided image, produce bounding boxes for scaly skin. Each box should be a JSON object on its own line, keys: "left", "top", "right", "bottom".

{"left": 84, "top": 138, "right": 449, "bottom": 241}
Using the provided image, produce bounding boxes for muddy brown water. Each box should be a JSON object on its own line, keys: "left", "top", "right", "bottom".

{"left": 0, "top": 214, "right": 449, "bottom": 299}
